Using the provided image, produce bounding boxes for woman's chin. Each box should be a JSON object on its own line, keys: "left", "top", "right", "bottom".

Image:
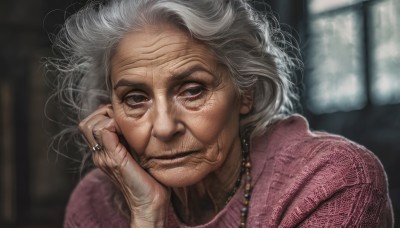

{"left": 149, "top": 165, "right": 212, "bottom": 188}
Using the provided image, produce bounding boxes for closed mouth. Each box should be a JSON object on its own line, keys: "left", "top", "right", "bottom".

{"left": 151, "top": 150, "right": 198, "bottom": 160}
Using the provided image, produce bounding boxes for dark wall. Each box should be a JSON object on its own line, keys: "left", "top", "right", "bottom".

{"left": 0, "top": 0, "right": 87, "bottom": 226}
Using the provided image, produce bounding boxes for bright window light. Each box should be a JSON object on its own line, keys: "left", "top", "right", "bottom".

{"left": 308, "top": 0, "right": 363, "bottom": 14}
{"left": 307, "top": 11, "right": 367, "bottom": 114}
{"left": 371, "top": 0, "right": 400, "bottom": 105}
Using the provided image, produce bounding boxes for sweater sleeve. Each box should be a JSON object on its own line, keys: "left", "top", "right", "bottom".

{"left": 64, "top": 169, "right": 130, "bottom": 228}
{"left": 297, "top": 140, "right": 394, "bottom": 227}
{"left": 297, "top": 182, "right": 393, "bottom": 227}
{"left": 272, "top": 136, "right": 394, "bottom": 228}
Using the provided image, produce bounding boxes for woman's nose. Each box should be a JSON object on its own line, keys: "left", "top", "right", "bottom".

{"left": 151, "top": 100, "right": 184, "bottom": 142}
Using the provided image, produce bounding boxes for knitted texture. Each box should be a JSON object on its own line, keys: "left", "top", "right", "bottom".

{"left": 64, "top": 115, "right": 394, "bottom": 227}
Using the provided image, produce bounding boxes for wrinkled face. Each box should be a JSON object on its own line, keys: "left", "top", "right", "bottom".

{"left": 110, "top": 24, "right": 251, "bottom": 187}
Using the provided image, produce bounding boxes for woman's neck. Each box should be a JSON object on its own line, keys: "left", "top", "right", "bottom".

{"left": 171, "top": 140, "right": 243, "bottom": 225}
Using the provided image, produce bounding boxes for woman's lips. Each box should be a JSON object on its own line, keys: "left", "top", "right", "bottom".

{"left": 141, "top": 149, "right": 202, "bottom": 169}
{"left": 150, "top": 150, "right": 199, "bottom": 160}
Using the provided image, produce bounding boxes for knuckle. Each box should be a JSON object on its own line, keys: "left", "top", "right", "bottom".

{"left": 87, "top": 122, "right": 95, "bottom": 131}
{"left": 78, "top": 121, "right": 85, "bottom": 132}
{"left": 92, "top": 126, "right": 103, "bottom": 137}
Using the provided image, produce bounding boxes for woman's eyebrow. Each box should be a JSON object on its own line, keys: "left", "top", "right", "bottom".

{"left": 170, "top": 65, "right": 213, "bottom": 82}
{"left": 113, "top": 79, "right": 148, "bottom": 90}
{"left": 113, "top": 65, "right": 214, "bottom": 90}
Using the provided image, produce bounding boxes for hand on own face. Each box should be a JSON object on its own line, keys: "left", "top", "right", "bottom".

{"left": 79, "top": 105, "right": 170, "bottom": 224}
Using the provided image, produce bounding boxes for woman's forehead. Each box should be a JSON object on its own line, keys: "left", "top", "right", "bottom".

{"left": 110, "top": 24, "right": 220, "bottom": 82}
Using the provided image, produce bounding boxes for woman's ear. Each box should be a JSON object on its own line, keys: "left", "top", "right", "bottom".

{"left": 239, "top": 89, "right": 254, "bottom": 115}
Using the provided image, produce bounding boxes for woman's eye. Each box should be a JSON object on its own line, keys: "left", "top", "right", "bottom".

{"left": 180, "top": 85, "right": 204, "bottom": 98}
{"left": 124, "top": 94, "right": 149, "bottom": 106}
{"left": 178, "top": 84, "right": 208, "bottom": 108}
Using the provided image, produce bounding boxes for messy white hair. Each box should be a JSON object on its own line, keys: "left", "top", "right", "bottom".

{"left": 46, "top": 0, "right": 300, "bottom": 164}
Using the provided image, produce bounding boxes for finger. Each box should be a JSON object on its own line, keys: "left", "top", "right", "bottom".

{"left": 90, "top": 117, "right": 124, "bottom": 171}
{"left": 80, "top": 104, "right": 113, "bottom": 126}
{"left": 79, "top": 105, "right": 115, "bottom": 148}
{"left": 95, "top": 119, "right": 162, "bottom": 200}
{"left": 79, "top": 114, "right": 109, "bottom": 148}
{"left": 100, "top": 143, "right": 161, "bottom": 206}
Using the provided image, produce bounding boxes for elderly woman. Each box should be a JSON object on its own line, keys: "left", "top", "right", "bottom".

{"left": 50, "top": 0, "right": 394, "bottom": 227}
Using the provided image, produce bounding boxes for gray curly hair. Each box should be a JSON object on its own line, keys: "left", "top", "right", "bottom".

{"left": 46, "top": 0, "right": 301, "bottom": 164}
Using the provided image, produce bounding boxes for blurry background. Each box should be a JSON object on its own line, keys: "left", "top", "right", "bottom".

{"left": 0, "top": 0, "right": 399, "bottom": 227}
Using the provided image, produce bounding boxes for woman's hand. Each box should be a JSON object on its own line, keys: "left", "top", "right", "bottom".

{"left": 79, "top": 105, "right": 170, "bottom": 227}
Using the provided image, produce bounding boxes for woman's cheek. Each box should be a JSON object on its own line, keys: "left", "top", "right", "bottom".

{"left": 113, "top": 107, "right": 151, "bottom": 156}
{"left": 181, "top": 107, "right": 225, "bottom": 146}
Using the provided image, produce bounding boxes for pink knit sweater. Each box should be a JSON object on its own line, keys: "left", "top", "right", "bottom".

{"left": 64, "top": 115, "right": 394, "bottom": 227}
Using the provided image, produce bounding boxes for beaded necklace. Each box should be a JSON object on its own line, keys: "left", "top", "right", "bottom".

{"left": 225, "top": 138, "right": 252, "bottom": 228}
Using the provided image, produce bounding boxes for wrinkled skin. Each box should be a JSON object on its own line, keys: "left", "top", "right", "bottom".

{"left": 79, "top": 23, "right": 253, "bottom": 226}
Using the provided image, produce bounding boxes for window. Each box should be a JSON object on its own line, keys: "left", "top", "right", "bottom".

{"left": 306, "top": 0, "right": 400, "bottom": 114}
{"left": 370, "top": 0, "right": 400, "bottom": 105}
{"left": 309, "top": 0, "right": 363, "bottom": 14}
